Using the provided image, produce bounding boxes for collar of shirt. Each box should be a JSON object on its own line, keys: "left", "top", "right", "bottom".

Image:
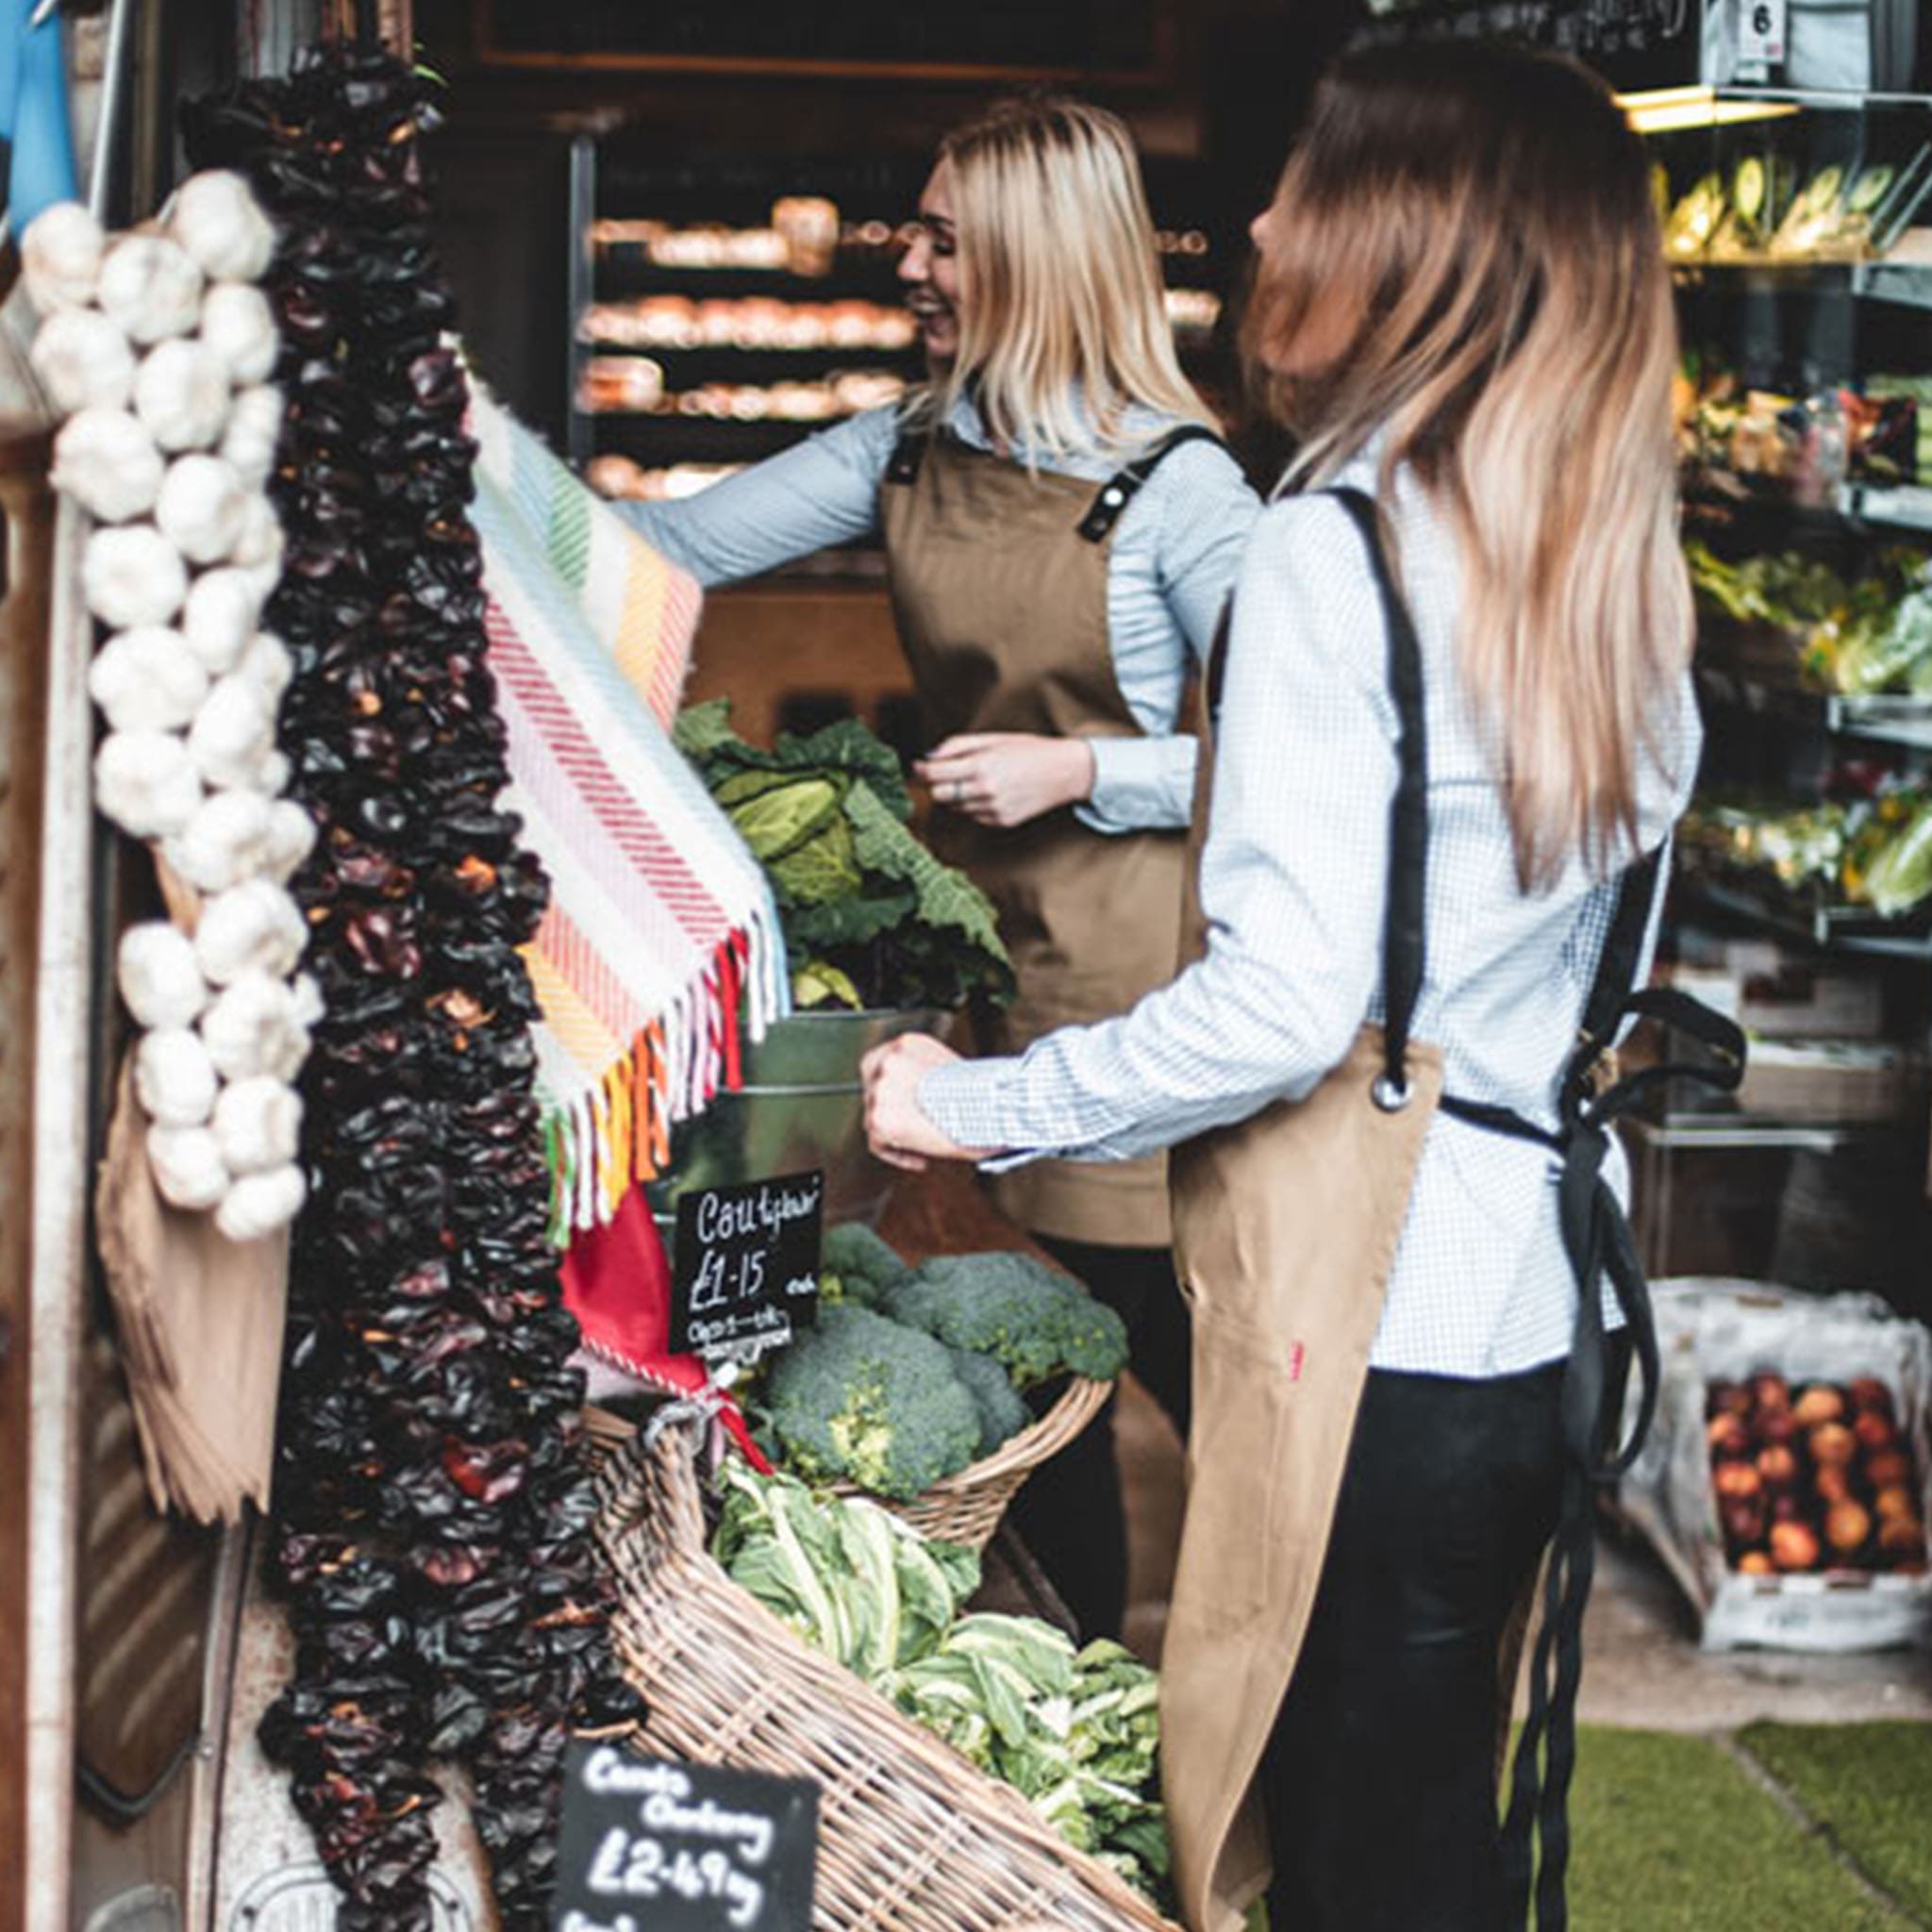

{"left": 940, "top": 383, "right": 1187, "bottom": 482}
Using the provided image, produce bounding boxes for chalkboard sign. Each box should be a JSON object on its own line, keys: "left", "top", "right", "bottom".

{"left": 669, "top": 1171, "right": 823, "bottom": 1361}
{"left": 1356, "top": 0, "right": 1701, "bottom": 92}
{"left": 475, "top": 0, "right": 1169, "bottom": 78}
{"left": 554, "top": 1746, "right": 818, "bottom": 1932}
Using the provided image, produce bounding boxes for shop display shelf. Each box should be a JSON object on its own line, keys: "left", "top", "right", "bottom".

{"left": 1839, "top": 481, "right": 1932, "bottom": 532}
{"left": 1853, "top": 259, "right": 1932, "bottom": 308}
{"left": 577, "top": 341, "right": 924, "bottom": 375}
{"left": 1693, "top": 664, "right": 1932, "bottom": 751}
{"left": 1669, "top": 258, "right": 1932, "bottom": 303}
{"left": 1680, "top": 876, "right": 1932, "bottom": 958}
{"left": 1622, "top": 1112, "right": 1892, "bottom": 1153}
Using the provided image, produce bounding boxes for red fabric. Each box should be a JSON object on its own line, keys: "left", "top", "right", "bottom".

{"left": 562, "top": 1186, "right": 770, "bottom": 1470}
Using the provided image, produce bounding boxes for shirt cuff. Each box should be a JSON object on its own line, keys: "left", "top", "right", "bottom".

{"left": 917, "top": 1057, "right": 1047, "bottom": 1173}
{"left": 1075, "top": 733, "right": 1197, "bottom": 835}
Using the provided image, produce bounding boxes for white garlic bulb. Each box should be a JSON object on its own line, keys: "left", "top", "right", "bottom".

{"left": 94, "top": 729, "right": 202, "bottom": 839}
{"left": 134, "top": 337, "right": 232, "bottom": 453}
{"left": 168, "top": 170, "right": 276, "bottom": 282}
{"left": 117, "top": 921, "right": 208, "bottom": 1029}
{"left": 146, "top": 1124, "right": 229, "bottom": 1211}
{"left": 199, "top": 281, "right": 278, "bottom": 387}
{"left": 186, "top": 673, "right": 275, "bottom": 790}
{"left": 21, "top": 202, "right": 106, "bottom": 313}
{"left": 212, "top": 1075, "right": 303, "bottom": 1175}
{"left": 96, "top": 234, "right": 205, "bottom": 346}
{"left": 88, "top": 625, "right": 208, "bottom": 734}
{"left": 163, "top": 788, "right": 275, "bottom": 893}
{"left": 194, "top": 878, "right": 306, "bottom": 986}
{"left": 261, "top": 801, "right": 316, "bottom": 886}
{"left": 156, "top": 452, "right": 248, "bottom": 566}
{"left": 290, "top": 973, "right": 325, "bottom": 1029}
{"left": 236, "top": 630, "right": 293, "bottom": 707}
{"left": 220, "top": 385, "right": 284, "bottom": 489}
{"left": 51, "top": 408, "right": 164, "bottom": 524}
{"left": 180, "top": 566, "right": 262, "bottom": 675}
{"left": 229, "top": 492, "right": 284, "bottom": 575}
{"left": 240, "top": 746, "right": 291, "bottom": 797}
{"left": 135, "top": 1025, "right": 218, "bottom": 1127}
{"left": 84, "top": 525, "right": 189, "bottom": 629}
{"left": 215, "top": 1162, "right": 307, "bottom": 1242}
{"left": 200, "top": 970, "right": 311, "bottom": 1081}
{"left": 29, "top": 308, "right": 137, "bottom": 415}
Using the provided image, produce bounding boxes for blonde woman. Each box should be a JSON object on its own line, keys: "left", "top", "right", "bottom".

{"left": 623, "top": 96, "right": 1259, "bottom": 1640}
{"left": 865, "top": 43, "right": 1729, "bottom": 1932}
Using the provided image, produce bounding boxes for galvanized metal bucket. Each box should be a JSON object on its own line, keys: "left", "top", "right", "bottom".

{"left": 647, "top": 1008, "right": 948, "bottom": 1240}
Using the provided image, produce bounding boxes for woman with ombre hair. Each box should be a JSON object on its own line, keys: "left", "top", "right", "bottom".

{"left": 624, "top": 96, "right": 1258, "bottom": 1641}
{"left": 864, "top": 42, "right": 1729, "bottom": 1932}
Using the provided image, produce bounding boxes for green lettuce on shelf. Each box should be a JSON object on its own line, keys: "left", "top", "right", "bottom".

{"left": 1681, "top": 785, "right": 1932, "bottom": 920}
{"left": 675, "top": 699, "right": 1014, "bottom": 1013}
{"left": 1684, "top": 540, "right": 1932, "bottom": 696}
{"left": 712, "top": 1462, "right": 1172, "bottom": 1902}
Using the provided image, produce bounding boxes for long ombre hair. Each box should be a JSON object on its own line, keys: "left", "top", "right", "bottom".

{"left": 933, "top": 96, "right": 1215, "bottom": 458}
{"left": 1245, "top": 42, "right": 1692, "bottom": 891}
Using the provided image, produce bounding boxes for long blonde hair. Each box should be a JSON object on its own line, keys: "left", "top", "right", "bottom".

{"left": 1244, "top": 42, "right": 1692, "bottom": 891}
{"left": 933, "top": 95, "right": 1215, "bottom": 458}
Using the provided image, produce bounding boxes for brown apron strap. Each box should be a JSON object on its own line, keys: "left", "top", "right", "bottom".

{"left": 1076, "top": 423, "right": 1231, "bottom": 542}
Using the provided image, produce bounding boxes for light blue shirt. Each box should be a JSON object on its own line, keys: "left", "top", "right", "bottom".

{"left": 616, "top": 394, "right": 1259, "bottom": 833}
{"left": 920, "top": 446, "right": 1702, "bottom": 1378}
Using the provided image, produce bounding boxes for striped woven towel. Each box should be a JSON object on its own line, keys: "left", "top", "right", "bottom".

{"left": 468, "top": 386, "right": 788, "bottom": 1236}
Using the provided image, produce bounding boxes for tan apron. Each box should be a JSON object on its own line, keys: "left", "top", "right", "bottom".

{"left": 881, "top": 425, "right": 1219, "bottom": 1249}
{"left": 1158, "top": 490, "right": 1744, "bottom": 1932}
{"left": 1159, "top": 490, "right": 1441, "bottom": 1932}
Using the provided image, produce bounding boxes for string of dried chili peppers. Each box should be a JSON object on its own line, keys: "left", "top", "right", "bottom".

{"left": 184, "top": 48, "right": 644, "bottom": 1931}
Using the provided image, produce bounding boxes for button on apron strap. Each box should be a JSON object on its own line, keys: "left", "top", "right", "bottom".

{"left": 1076, "top": 423, "right": 1230, "bottom": 541}
{"left": 885, "top": 426, "right": 926, "bottom": 485}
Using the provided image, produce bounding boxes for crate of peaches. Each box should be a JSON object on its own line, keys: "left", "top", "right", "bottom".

{"left": 1706, "top": 1372, "right": 1924, "bottom": 1578}
{"left": 1619, "top": 1280, "right": 1932, "bottom": 1651}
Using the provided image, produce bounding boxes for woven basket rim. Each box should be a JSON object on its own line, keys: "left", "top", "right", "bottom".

{"left": 830, "top": 1371, "right": 1112, "bottom": 1503}
{"left": 595, "top": 1424, "right": 1180, "bottom": 1932}
{"left": 584, "top": 1372, "right": 1114, "bottom": 1507}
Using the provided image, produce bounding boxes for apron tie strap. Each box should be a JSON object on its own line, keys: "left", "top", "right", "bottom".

{"left": 1468, "top": 992, "right": 1744, "bottom": 1931}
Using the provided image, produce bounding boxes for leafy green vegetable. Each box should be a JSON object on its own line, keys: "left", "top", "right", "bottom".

{"left": 1860, "top": 797, "right": 1932, "bottom": 915}
{"left": 947, "top": 1346, "right": 1032, "bottom": 1457}
{"left": 820, "top": 1222, "right": 915, "bottom": 1306}
{"left": 714, "top": 1460, "right": 978, "bottom": 1675}
{"left": 675, "top": 700, "right": 1013, "bottom": 1012}
{"left": 887, "top": 1251, "right": 1130, "bottom": 1389}
{"left": 710, "top": 1464, "right": 1171, "bottom": 1900}
{"left": 759, "top": 1303, "right": 982, "bottom": 1499}
{"left": 791, "top": 959, "right": 864, "bottom": 1010}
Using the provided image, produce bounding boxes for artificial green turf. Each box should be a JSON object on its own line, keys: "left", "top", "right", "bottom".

{"left": 1564, "top": 1726, "right": 1911, "bottom": 1930}
{"left": 1739, "top": 1721, "right": 1932, "bottom": 1923}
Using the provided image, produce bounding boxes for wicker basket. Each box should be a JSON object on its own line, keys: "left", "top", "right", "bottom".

{"left": 584, "top": 1373, "right": 1111, "bottom": 1553}
{"left": 596, "top": 1427, "right": 1179, "bottom": 1932}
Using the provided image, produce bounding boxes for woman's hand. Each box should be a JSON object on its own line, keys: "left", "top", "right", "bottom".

{"left": 861, "top": 1033, "right": 994, "bottom": 1171}
{"left": 915, "top": 733, "right": 1095, "bottom": 829}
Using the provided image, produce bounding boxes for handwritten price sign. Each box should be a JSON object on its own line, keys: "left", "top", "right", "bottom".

{"left": 669, "top": 1170, "right": 823, "bottom": 1362}
{"left": 553, "top": 1748, "right": 818, "bottom": 1932}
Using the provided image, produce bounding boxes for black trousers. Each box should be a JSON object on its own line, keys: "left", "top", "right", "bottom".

{"left": 1005, "top": 1235, "right": 1191, "bottom": 1641}
{"left": 1262, "top": 1360, "right": 1570, "bottom": 1932}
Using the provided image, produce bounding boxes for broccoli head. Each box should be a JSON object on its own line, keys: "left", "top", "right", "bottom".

{"left": 763, "top": 1303, "right": 981, "bottom": 1500}
{"left": 886, "top": 1251, "right": 1129, "bottom": 1388}
{"left": 820, "top": 1221, "right": 914, "bottom": 1309}
{"left": 947, "top": 1347, "right": 1032, "bottom": 1457}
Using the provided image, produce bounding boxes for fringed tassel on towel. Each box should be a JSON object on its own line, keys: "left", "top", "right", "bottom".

{"left": 539, "top": 927, "right": 764, "bottom": 1240}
